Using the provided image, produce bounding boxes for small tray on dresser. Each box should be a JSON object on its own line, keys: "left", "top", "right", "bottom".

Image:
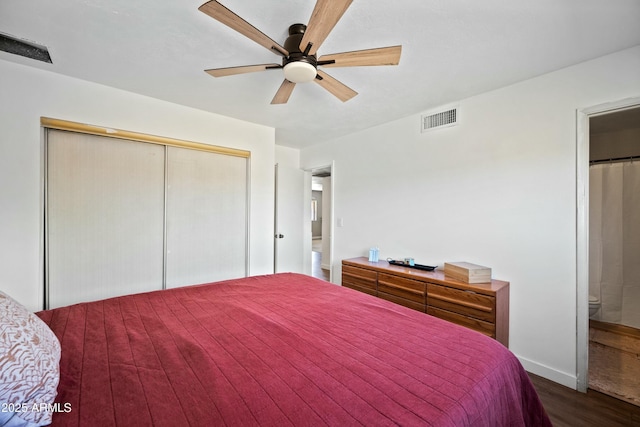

{"left": 387, "top": 259, "right": 437, "bottom": 271}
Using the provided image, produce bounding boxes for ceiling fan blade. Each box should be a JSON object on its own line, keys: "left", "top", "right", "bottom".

{"left": 318, "top": 45, "right": 402, "bottom": 68}
{"left": 205, "top": 63, "right": 281, "bottom": 78}
{"left": 299, "top": 0, "right": 352, "bottom": 56}
{"left": 271, "top": 79, "right": 296, "bottom": 104}
{"left": 315, "top": 69, "right": 357, "bottom": 102}
{"left": 199, "top": 1, "right": 288, "bottom": 56}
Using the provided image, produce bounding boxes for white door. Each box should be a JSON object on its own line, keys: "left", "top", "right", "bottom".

{"left": 46, "top": 130, "right": 165, "bottom": 308}
{"left": 165, "top": 146, "right": 248, "bottom": 288}
{"left": 274, "top": 164, "right": 309, "bottom": 273}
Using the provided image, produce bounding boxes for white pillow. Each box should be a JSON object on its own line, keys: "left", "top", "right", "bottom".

{"left": 0, "top": 291, "right": 61, "bottom": 427}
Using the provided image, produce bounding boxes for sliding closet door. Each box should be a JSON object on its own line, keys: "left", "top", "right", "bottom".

{"left": 46, "top": 130, "right": 165, "bottom": 308}
{"left": 165, "top": 146, "right": 248, "bottom": 288}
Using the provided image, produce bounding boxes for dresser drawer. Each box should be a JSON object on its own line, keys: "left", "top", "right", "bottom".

{"left": 427, "top": 283, "right": 495, "bottom": 322}
{"left": 378, "top": 273, "right": 426, "bottom": 304}
{"left": 378, "top": 292, "right": 425, "bottom": 312}
{"left": 427, "top": 306, "right": 495, "bottom": 338}
{"left": 342, "top": 264, "right": 377, "bottom": 295}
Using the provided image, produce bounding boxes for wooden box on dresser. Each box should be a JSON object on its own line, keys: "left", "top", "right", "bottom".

{"left": 342, "top": 257, "right": 510, "bottom": 347}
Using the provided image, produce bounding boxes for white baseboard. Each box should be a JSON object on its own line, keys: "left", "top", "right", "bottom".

{"left": 321, "top": 263, "right": 331, "bottom": 270}
{"left": 516, "top": 355, "right": 578, "bottom": 390}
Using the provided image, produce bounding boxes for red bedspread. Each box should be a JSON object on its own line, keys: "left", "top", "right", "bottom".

{"left": 37, "top": 273, "right": 551, "bottom": 426}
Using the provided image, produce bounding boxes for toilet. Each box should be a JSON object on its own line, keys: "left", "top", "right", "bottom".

{"left": 589, "top": 295, "right": 601, "bottom": 317}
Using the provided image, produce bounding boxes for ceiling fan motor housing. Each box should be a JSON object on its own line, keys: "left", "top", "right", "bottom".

{"left": 282, "top": 24, "right": 318, "bottom": 83}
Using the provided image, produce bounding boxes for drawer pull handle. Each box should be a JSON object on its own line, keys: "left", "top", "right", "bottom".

{"left": 429, "top": 294, "right": 492, "bottom": 312}
{"left": 379, "top": 282, "right": 425, "bottom": 297}
{"left": 343, "top": 272, "right": 376, "bottom": 281}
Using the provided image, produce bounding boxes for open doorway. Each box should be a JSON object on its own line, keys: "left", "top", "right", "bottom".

{"left": 310, "top": 166, "right": 332, "bottom": 282}
{"left": 576, "top": 98, "right": 640, "bottom": 397}
{"left": 587, "top": 106, "right": 640, "bottom": 405}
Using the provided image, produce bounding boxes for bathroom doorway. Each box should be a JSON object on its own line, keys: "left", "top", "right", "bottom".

{"left": 579, "top": 102, "right": 640, "bottom": 405}
{"left": 589, "top": 108, "right": 640, "bottom": 329}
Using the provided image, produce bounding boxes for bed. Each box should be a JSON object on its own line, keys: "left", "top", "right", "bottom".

{"left": 5, "top": 273, "right": 551, "bottom": 426}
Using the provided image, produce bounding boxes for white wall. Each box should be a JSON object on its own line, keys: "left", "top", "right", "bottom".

{"left": 300, "top": 45, "right": 640, "bottom": 388}
{"left": 275, "top": 144, "right": 300, "bottom": 168}
{"left": 0, "top": 59, "right": 275, "bottom": 312}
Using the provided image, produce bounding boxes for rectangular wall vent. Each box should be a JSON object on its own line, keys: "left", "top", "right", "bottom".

{"left": 421, "top": 107, "right": 458, "bottom": 132}
{"left": 0, "top": 32, "right": 52, "bottom": 63}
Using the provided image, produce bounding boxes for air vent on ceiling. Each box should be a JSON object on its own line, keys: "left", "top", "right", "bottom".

{"left": 421, "top": 106, "right": 458, "bottom": 132}
{"left": 0, "top": 32, "right": 52, "bottom": 63}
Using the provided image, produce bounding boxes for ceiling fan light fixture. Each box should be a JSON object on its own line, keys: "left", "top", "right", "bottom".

{"left": 283, "top": 61, "right": 317, "bottom": 83}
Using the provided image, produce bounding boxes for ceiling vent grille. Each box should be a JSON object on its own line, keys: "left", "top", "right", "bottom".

{"left": 421, "top": 107, "right": 458, "bottom": 132}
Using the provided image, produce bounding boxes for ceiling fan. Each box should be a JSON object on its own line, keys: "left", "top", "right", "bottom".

{"left": 198, "top": 0, "right": 402, "bottom": 104}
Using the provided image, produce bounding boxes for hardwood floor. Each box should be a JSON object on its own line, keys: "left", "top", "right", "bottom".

{"left": 528, "top": 373, "right": 640, "bottom": 426}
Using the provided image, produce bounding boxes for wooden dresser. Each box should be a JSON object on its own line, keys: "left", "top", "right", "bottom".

{"left": 342, "top": 257, "right": 510, "bottom": 347}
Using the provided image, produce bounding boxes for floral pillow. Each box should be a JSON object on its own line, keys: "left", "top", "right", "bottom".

{"left": 0, "top": 291, "right": 61, "bottom": 427}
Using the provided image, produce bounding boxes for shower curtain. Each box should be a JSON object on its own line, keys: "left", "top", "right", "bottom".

{"left": 589, "top": 161, "right": 640, "bottom": 329}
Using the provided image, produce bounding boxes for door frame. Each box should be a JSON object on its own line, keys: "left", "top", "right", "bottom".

{"left": 575, "top": 96, "right": 640, "bottom": 392}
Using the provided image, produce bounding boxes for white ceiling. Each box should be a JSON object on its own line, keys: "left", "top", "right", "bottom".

{"left": 2, "top": 0, "right": 640, "bottom": 149}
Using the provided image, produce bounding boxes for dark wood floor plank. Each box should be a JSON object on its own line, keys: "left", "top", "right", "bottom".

{"left": 528, "top": 372, "right": 640, "bottom": 426}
